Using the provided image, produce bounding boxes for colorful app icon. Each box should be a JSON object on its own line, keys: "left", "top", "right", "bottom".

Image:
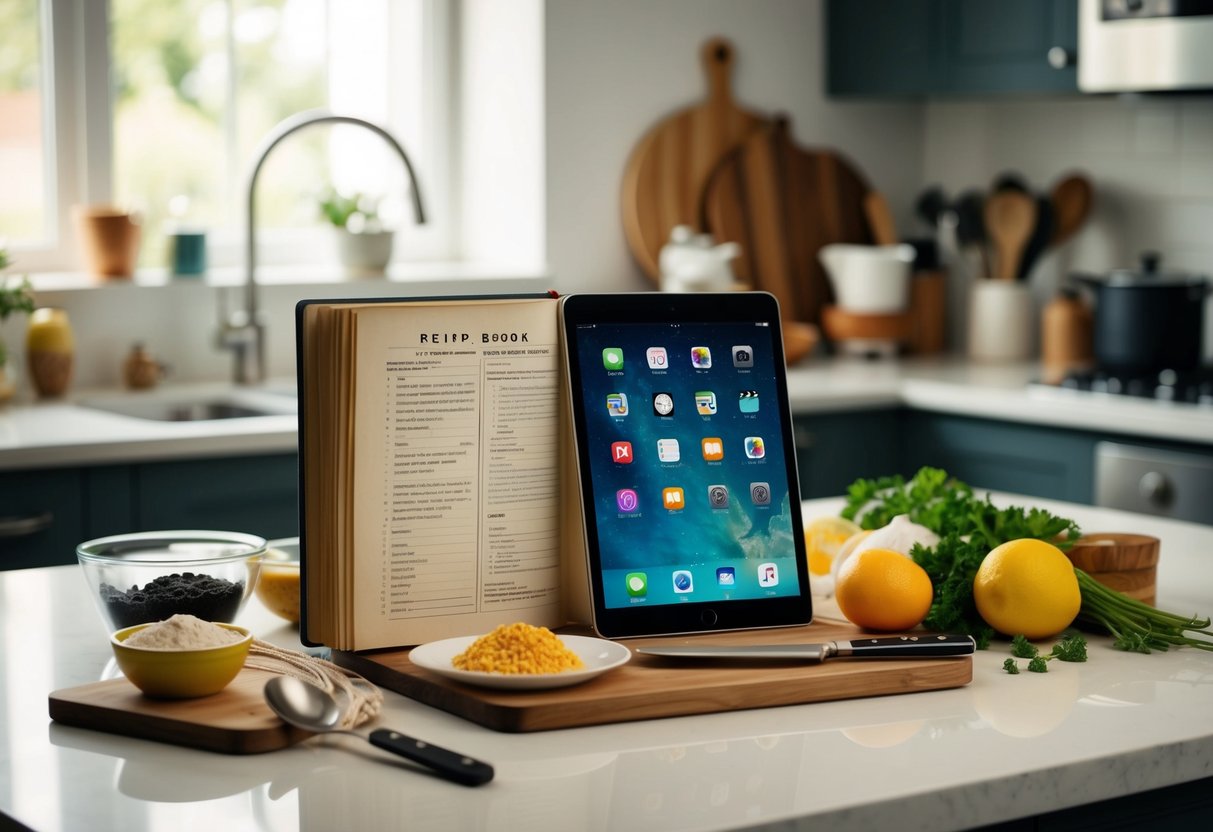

{"left": 625, "top": 572, "right": 648, "bottom": 597}
{"left": 606, "top": 392, "right": 629, "bottom": 416}
{"left": 739, "top": 390, "right": 760, "bottom": 413}
{"left": 653, "top": 392, "right": 675, "bottom": 416}
{"left": 716, "top": 567, "right": 736, "bottom": 586}
{"left": 662, "top": 487, "right": 686, "bottom": 510}
{"left": 707, "top": 484, "right": 729, "bottom": 509}
{"left": 646, "top": 347, "right": 668, "bottom": 369}
{"left": 758, "top": 562, "right": 779, "bottom": 588}
{"left": 695, "top": 390, "right": 717, "bottom": 415}
{"left": 691, "top": 346, "right": 712, "bottom": 368}
{"left": 616, "top": 488, "right": 639, "bottom": 512}
{"left": 602, "top": 348, "right": 624, "bottom": 370}
{"left": 732, "top": 345, "right": 754, "bottom": 368}
{"left": 701, "top": 437, "right": 724, "bottom": 461}
{"left": 750, "top": 481, "right": 771, "bottom": 505}
{"left": 611, "top": 441, "right": 634, "bottom": 464}
{"left": 657, "top": 438, "right": 681, "bottom": 462}
{"left": 672, "top": 570, "right": 694, "bottom": 593}
{"left": 744, "top": 436, "right": 765, "bottom": 459}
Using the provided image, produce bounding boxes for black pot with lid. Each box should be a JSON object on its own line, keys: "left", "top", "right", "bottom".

{"left": 1071, "top": 252, "right": 1210, "bottom": 374}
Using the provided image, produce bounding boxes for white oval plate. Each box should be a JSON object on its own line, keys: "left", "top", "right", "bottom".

{"left": 409, "top": 634, "right": 631, "bottom": 690}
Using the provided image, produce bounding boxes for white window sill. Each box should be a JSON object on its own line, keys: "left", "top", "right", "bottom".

{"left": 26, "top": 260, "right": 554, "bottom": 295}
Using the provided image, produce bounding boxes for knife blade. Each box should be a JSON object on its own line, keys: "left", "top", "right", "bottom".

{"left": 635, "top": 634, "right": 975, "bottom": 663}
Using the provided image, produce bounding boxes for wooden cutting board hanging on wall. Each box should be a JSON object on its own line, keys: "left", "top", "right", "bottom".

{"left": 620, "top": 37, "right": 769, "bottom": 283}
{"left": 700, "top": 117, "right": 873, "bottom": 327}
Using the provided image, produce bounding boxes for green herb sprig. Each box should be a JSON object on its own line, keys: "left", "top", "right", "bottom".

{"left": 1002, "top": 633, "right": 1089, "bottom": 673}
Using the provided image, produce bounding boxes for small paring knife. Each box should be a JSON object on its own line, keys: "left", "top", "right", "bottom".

{"left": 635, "top": 634, "right": 976, "bottom": 663}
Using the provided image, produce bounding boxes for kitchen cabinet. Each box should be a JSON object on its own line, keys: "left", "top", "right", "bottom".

{"left": 793, "top": 410, "right": 906, "bottom": 499}
{"left": 826, "top": 0, "right": 1078, "bottom": 97}
{"left": 0, "top": 468, "right": 86, "bottom": 570}
{"left": 0, "top": 453, "right": 298, "bottom": 570}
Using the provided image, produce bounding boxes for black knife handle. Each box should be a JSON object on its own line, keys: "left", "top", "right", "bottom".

{"left": 368, "top": 729, "right": 495, "bottom": 786}
{"left": 836, "top": 634, "right": 975, "bottom": 658}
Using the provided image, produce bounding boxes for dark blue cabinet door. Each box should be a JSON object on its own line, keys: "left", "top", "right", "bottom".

{"left": 134, "top": 454, "right": 298, "bottom": 540}
{"left": 826, "top": 0, "right": 1078, "bottom": 96}
{"left": 0, "top": 469, "right": 85, "bottom": 569}
{"left": 793, "top": 410, "right": 905, "bottom": 498}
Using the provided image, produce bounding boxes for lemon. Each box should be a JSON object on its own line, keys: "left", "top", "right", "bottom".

{"left": 835, "top": 547, "right": 933, "bottom": 631}
{"left": 804, "top": 516, "right": 862, "bottom": 577}
{"left": 973, "top": 538, "right": 1081, "bottom": 639}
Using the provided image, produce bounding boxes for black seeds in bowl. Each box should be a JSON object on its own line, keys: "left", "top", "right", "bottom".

{"left": 99, "top": 572, "right": 245, "bottom": 629}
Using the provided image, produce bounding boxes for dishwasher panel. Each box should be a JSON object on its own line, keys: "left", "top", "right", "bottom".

{"left": 1095, "top": 442, "right": 1213, "bottom": 525}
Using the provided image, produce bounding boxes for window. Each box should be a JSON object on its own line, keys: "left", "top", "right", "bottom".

{"left": 2, "top": 0, "right": 453, "bottom": 274}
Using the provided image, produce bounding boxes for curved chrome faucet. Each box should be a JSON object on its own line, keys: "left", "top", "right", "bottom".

{"left": 220, "top": 110, "right": 427, "bottom": 385}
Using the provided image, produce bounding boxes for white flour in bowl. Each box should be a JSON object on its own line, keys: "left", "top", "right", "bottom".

{"left": 124, "top": 614, "right": 245, "bottom": 649}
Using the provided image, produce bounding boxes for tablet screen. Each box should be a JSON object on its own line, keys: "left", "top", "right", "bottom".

{"left": 561, "top": 293, "right": 811, "bottom": 638}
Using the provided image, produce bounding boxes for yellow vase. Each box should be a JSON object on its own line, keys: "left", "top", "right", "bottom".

{"left": 26, "top": 307, "right": 75, "bottom": 398}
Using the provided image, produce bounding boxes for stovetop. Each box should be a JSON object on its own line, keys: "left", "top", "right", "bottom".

{"left": 1037, "top": 367, "right": 1213, "bottom": 405}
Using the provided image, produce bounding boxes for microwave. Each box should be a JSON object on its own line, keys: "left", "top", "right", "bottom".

{"left": 1079, "top": 0, "right": 1213, "bottom": 92}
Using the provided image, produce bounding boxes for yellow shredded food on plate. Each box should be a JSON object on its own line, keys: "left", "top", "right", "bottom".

{"left": 452, "top": 623, "right": 585, "bottom": 675}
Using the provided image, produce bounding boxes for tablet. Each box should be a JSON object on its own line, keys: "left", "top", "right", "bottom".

{"left": 560, "top": 292, "right": 812, "bottom": 639}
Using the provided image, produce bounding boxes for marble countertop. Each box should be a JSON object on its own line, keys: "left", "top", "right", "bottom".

{"left": 3, "top": 496, "right": 1211, "bottom": 832}
{"left": 1, "top": 357, "right": 1210, "bottom": 472}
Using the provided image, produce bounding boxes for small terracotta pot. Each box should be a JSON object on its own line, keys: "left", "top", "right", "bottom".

{"left": 75, "top": 205, "right": 141, "bottom": 279}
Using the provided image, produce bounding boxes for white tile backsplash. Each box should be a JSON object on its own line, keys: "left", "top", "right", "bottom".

{"left": 924, "top": 94, "right": 1213, "bottom": 360}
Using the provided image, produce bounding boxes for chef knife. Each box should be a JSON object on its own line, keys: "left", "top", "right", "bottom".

{"left": 636, "top": 634, "right": 975, "bottom": 662}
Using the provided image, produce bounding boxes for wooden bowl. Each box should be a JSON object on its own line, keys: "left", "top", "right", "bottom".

{"left": 783, "top": 321, "right": 820, "bottom": 365}
{"left": 821, "top": 305, "right": 913, "bottom": 343}
{"left": 1066, "top": 533, "right": 1159, "bottom": 606}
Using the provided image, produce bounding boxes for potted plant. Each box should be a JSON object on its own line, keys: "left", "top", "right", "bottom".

{"left": 0, "top": 244, "right": 36, "bottom": 404}
{"left": 318, "top": 188, "right": 394, "bottom": 276}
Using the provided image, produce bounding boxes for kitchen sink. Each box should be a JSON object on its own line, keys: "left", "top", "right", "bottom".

{"left": 79, "top": 387, "right": 297, "bottom": 422}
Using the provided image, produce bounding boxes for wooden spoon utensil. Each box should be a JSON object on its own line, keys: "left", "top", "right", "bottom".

{"left": 983, "top": 190, "right": 1038, "bottom": 280}
{"left": 1050, "top": 174, "right": 1093, "bottom": 247}
{"left": 863, "top": 191, "right": 899, "bottom": 246}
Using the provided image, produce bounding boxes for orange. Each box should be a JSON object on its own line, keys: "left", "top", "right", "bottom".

{"left": 804, "top": 516, "right": 862, "bottom": 576}
{"left": 973, "top": 538, "right": 1080, "bottom": 639}
{"left": 834, "top": 547, "right": 933, "bottom": 631}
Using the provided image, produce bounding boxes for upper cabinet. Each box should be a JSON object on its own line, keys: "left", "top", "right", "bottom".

{"left": 826, "top": 0, "right": 1078, "bottom": 97}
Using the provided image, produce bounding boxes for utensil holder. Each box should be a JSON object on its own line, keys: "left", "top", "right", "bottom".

{"left": 967, "top": 280, "right": 1033, "bottom": 362}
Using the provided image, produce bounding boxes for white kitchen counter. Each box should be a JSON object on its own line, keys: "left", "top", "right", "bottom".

{"left": 1, "top": 357, "right": 1209, "bottom": 473}
{"left": 3, "top": 496, "right": 1211, "bottom": 832}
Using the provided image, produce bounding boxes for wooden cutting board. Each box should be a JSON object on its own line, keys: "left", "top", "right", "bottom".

{"left": 333, "top": 620, "right": 971, "bottom": 733}
{"left": 49, "top": 668, "right": 309, "bottom": 754}
{"left": 620, "top": 37, "right": 768, "bottom": 283}
{"left": 700, "top": 117, "right": 872, "bottom": 328}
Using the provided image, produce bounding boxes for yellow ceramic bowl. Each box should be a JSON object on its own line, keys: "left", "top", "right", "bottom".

{"left": 255, "top": 538, "right": 300, "bottom": 623}
{"left": 111, "top": 622, "right": 252, "bottom": 699}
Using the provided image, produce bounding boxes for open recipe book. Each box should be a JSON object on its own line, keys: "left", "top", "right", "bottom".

{"left": 296, "top": 293, "right": 590, "bottom": 651}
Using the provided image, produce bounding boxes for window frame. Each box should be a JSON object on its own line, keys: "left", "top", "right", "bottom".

{"left": 13, "top": 0, "right": 457, "bottom": 276}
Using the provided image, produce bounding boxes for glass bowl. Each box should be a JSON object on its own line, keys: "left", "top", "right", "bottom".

{"left": 111, "top": 621, "right": 252, "bottom": 698}
{"left": 77, "top": 530, "right": 266, "bottom": 632}
{"left": 255, "top": 537, "right": 301, "bottom": 624}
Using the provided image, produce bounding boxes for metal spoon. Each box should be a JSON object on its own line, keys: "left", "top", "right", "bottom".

{"left": 264, "top": 676, "right": 494, "bottom": 787}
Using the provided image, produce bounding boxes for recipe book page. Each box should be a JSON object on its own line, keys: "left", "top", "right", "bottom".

{"left": 347, "top": 299, "right": 564, "bottom": 649}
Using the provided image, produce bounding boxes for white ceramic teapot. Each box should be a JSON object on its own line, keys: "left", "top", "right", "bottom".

{"left": 818, "top": 243, "right": 915, "bottom": 313}
{"left": 658, "top": 225, "right": 740, "bottom": 292}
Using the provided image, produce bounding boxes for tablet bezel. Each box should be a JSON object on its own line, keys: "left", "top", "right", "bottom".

{"left": 560, "top": 292, "right": 813, "bottom": 639}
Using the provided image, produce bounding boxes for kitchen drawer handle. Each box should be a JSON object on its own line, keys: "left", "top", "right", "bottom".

{"left": 0, "top": 511, "right": 54, "bottom": 539}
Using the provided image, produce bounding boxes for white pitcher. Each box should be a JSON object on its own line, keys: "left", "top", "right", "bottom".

{"left": 818, "top": 243, "right": 915, "bottom": 313}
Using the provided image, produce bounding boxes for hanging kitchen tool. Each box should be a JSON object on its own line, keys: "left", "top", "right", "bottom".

{"left": 1050, "top": 173, "right": 1093, "bottom": 247}
{"left": 983, "top": 190, "right": 1037, "bottom": 280}
{"left": 620, "top": 37, "right": 769, "bottom": 283}
{"left": 914, "top": 185, "right": 949, "bottom": 229}
{"left": 699, "top": 115, "right": 872, "bottom": 329}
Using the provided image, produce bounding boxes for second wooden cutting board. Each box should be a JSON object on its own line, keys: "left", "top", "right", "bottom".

{"left": 700, "top": 117, "right": 873, "bottom": 328}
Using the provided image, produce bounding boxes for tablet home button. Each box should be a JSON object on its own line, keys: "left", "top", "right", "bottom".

{"left": 700, "top": 609, "right": 718, "bottom": 627}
